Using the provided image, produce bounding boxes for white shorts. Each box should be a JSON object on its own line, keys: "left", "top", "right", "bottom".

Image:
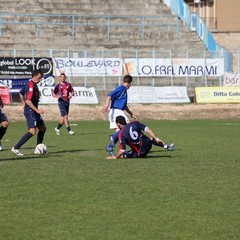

{"left": 109, "top": 108, "right": 130, "bottom": 129}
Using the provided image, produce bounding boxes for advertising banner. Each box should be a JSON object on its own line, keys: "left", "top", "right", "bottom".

{"left": 195, "top": 87, "right": 240, "bottom": 103}
{"left": 128, "top": 86, "right": 190, "bottom": 103}
{"left": 0, "top": 76, "right": 55, "bottom": 93}
{"left": 124, "top": 58, "right": 224, "bottom": 77}
{"left": 54, "top": 58, "right": 122, "bottom": 76}
{"left": 39, "top": 86, "right": 98, "bottom": 104}
{"left": 0, "top": 86, "right": 11, "bottom": 104}
{"left": 0, "top": 57, "right": 53, "bottom": 76}
{"left": 223, "top": 72, "right": 240, "bottom": 86}
{"left": 53, "top": 57, "right": 224, "bottom": 77}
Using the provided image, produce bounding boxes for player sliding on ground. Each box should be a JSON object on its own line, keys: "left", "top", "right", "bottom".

{"left": 106, "top": 116, "right": 174, "bottom": 159}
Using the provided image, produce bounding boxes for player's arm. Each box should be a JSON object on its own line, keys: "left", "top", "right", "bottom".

{"left": 125, "top": 105, "right": 136, "bottom": 119}
{"left": 101, "top": 95, "right": 111, "bottom": 113}
{"left": 19, "top": 92, "right": 25, "bottom": 106}
{"left": 68, "top": 85, "right": 74, "bottom": 100}
{"left": 0, "top": 95, "right": 3, "bottom": 108}
{"left": 107, "top": 149, "right": 124, "bottom": 159}
{"left": 25, "top": 100, "right": 44, "bottom": 114}
{"left": 145, "top": 127, "right": 165, "bottom": 145}
{"left": 51, "top": 87, "right": 60, "bottom": 99}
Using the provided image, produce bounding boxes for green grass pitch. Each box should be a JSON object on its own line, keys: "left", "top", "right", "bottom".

{"left": 0, "top": 120, "right": 240, "bottom": 239}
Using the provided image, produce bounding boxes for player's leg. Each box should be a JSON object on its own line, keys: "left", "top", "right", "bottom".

{"left": 36, "top": 115, "right": 47, "bottom": 145}
{"left": 106, "top": 130, "right": 120, "bottom": 155}
{"left": 55, "top": 102, "right": 65, "bottom": 135}
{"left": 138, "top": 137, "right": 152, "bottom": 157}
{"left": 106, "top": 109, "right": 128, "bottom": 155}
{"left": 0, "top": 112, "right": 9, "bottom": 151}
{"left": 151, "top": 138, "right": 174, "bottom": 151}
{"left": 11, "top": 111, "right": 36, "bottom": 156}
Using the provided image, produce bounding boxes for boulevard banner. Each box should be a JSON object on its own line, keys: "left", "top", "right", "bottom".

{"left": 128, "top": 86, "right": 190, "bottom": 103}
{"left": 0, "top": 57, "right": 53, "bottom": 76}
{"left": 195, "top": 87, "right": 240, "bottom": 103}
{"left": 53, "top": 57, "right": 224, "bottom": 77}
{"left": 39, "top": 86, "right": 98, "bottom": 104}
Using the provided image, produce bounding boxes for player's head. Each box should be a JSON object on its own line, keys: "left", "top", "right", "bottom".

{"left": 32, "top": 69, "right": 43, "bottom": 83}
{"left": 115, "top": 116, "right": 127, "bottom": 129}
{"left": 122, "top": 75, "right": 132, "bottom": 89}
{"left": 60, "top": 73, "right": 66, "bottom": 82}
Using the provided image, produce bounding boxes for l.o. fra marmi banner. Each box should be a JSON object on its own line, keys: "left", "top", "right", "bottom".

{"left": 195, "top": 87, "right": 240, "bottom": 103}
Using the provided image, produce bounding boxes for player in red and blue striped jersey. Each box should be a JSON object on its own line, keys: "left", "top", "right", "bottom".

{"left": 107, "top": 116, "right": 174, "bottom": 159}
{"left": 11, "top": 69, "right": 46, "bottom": 156}
{"left": 52, "top": 73, "right": 74, "bottom": 135}
{"left": 0, "top": 95, "right": 9, "bottom": 151}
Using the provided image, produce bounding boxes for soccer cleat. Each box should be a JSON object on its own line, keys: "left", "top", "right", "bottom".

{"left": 55, "top": 127, "right": 60, "bottom": 135}
{"left": 0, "top": 140, "right": 2, "bottom": 151}
{"left": 68, "top": 130, "right": 74, "bottom": 135}
{"left": 168, "top": 143, "right": 175, "bottom": 151}
{"left": 11, "top": 147, "right": 24, "bottom": 156}
{"left": 106, "top": 146, "right": 114, "bottom": 156}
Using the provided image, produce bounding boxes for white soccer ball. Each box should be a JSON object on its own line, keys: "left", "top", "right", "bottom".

{"left": 35, "top": 143, "right": 47, "bottom": 155}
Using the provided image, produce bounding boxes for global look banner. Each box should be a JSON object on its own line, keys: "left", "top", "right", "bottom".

{"left": 195, "top": 87, "right": 240, "bottom": 103}
{"left": 39, "top": 87, "right": 98, "bottom": 104}
{"left": 128, "top": 86, "right": 190, "bottom": 103}
{"left": 0, "top": 58, "right": 53, "bottom": 76}
{"left": 53, "top": 58, "right": 224, "bottom": 77}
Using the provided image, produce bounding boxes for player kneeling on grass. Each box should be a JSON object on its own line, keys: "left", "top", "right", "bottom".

{"left": 106, "top": 116, "right": 174, "bottom": 159}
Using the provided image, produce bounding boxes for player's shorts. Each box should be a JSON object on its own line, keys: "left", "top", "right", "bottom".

{"left": 58, "top": 100, "right": 70, "bottom": 117}
{"left": 0, "top": 110, "right": 8, "bottom": 123}
{"left": 123, "top": 136, "right": 152, "bottom": 158}
{"left": 109, "top": 108, "right": 130, "bottom": 129}
{"left": 24, "top": 109, "right": 45, "bottom": 129}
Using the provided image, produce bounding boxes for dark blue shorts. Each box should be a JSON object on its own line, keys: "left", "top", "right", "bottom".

{"left": 0, "top": 110, "right": 8, "bottom": 123}
{"left": 24, "top": 109, "right": 45, "bottom": 129}
{"left": 58, "top": 100, "right": 70, "bottom": 117}
{"left": 124, "top": 136, "right": 152, "bottom": 158}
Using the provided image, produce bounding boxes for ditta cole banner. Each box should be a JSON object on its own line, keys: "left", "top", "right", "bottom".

{"left": 0, "top": 57, "right": 53, "bottom": 76}
{"left": 128, "top": 86, "right": 190, "bottom": 103}
{"left": 39, "top": 86, "right": 98, "bottom": 104}
{"left": 195, "top": 87, "right": 240, "bottom": 103}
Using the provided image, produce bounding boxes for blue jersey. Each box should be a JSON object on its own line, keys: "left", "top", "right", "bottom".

{"left": 118, "top": 121, "right": 148, "bottom": 152}
{"left": 108, "top": 85, "right": 128, "bottom": 110}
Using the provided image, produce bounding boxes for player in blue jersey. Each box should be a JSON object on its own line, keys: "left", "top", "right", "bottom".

{"left": 0, "top": 95, "right": 9, "bottom": 151}
{"left": 102, "top": 75, "right": 136, "bottom": 155}
{"left": 106, "top": 116, "right": 174, "bottom": 159}
{"left": 11, "top": 69, "right": 46, "bottom": 156}
{"left": 52, "top": 73, "right": 74, "bottom": 135}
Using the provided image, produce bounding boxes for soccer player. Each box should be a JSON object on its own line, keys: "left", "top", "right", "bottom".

{"left": 52, "top": 73, "right": 74, "bottom": 135}
{"left": 101, "top": 75, "right": 136, "bottom": 155}
{"left": 106, "top": 116, "right": 174, "bottom": 159}
{"left": 0, "top": 95, "right": 9, "bottom": 151}
{"left": 11, "top": 69, "right": 46, "bottom": 156}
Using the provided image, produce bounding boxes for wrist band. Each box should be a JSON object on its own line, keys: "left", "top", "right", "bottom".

{"left": 155, "top": 137, "right": 160, "bottom": 142}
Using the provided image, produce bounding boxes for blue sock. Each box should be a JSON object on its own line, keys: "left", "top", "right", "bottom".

{"left": 14, "top": 132, "right": 33, "bottom": 149}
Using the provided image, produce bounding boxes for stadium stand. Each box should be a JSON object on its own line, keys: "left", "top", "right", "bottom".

{"left": 0, "top": 0, "right": 223, "bottom": 95}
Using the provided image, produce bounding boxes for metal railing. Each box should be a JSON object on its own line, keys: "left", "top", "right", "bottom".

{"left": 0, "top": 12, "right": 180, "bottom": 38}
